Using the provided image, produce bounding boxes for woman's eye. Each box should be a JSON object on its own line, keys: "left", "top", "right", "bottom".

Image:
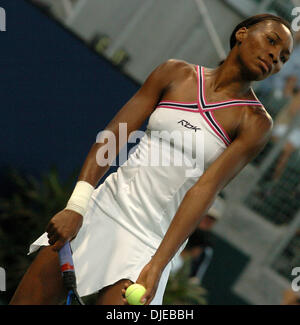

{"left": 268, "top": 37, "right": 275, "bottom": 45}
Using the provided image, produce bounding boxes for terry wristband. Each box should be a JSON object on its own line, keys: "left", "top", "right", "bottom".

{"left": 65, "top": 181, "right": 94, "bottom": 216}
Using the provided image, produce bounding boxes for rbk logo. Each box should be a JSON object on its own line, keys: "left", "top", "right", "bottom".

{"left": 178, "top": 119, "right": 201, "bottom": 132}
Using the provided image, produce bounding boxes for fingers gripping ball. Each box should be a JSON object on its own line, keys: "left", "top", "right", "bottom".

{"left": 125, "top": 284, "right": 146, "bottom": 305}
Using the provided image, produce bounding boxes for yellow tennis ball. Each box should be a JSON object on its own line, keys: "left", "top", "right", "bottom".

{"left": 125, "top": 284, "right": 146, "bottom": 305}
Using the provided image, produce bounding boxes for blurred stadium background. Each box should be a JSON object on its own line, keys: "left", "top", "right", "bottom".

{"left": 1, "top": 0, "right": 300, "bottom": 305}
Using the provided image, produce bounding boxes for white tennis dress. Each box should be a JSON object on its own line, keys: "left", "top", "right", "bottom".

{"left": 29, "top": 66, "right": 262, "bottom": 304}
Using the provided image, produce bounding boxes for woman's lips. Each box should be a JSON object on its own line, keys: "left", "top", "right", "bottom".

{"left": 258, "top": 58, "right": 270, "bottom": 73}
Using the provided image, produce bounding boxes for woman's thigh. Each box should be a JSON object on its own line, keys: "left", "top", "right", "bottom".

{"left": 96, "top": 279, "right": 134, "bottom": 305}
{"left": 10, "top": 246, "right": 66, "bottom": 305}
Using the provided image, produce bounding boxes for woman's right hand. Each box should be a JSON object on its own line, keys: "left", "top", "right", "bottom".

{"left": 46, "top": 209, "right": 83, "bottom": 251}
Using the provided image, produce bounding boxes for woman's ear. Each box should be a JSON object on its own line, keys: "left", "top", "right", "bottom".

{"left": 235, "top": 27, "right": 248, "bottom": 45}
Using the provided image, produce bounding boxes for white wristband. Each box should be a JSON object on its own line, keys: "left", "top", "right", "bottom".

{"left": 65, "top": 181, "right": 94, "bottom": 216}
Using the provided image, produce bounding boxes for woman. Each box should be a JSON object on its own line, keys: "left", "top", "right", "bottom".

{"left": 10, "top": 13, "right": 294, "bottom": 305}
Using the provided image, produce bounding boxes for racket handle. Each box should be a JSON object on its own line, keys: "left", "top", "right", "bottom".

{"left": 58, "top": 242, "right": 74, "bottom": 272}
{"left": 58, "top": 242, "right": 77, "bottom": 290}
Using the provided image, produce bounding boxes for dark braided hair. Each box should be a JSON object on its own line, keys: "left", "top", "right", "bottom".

{"left": 218, "top": 13, "right": 294, "bottom": 66}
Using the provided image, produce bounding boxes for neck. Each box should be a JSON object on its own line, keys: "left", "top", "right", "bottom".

{"left": 208, "top": 51, "right": 253, "bottom": 97}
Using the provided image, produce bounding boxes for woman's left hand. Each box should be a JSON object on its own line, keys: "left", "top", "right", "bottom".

{"left": 122, "top": 261, "right": 163, "bottom": 305}
{"left": 136, "top": 261, "right": 163, "bottom": 305}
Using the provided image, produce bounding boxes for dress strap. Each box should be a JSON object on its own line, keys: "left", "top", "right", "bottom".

{"left": 196, "top": 65, "right": 232, "bottom": 147}
{"left": 156, "top": 101, "right": 198, "bottom": 112}
{"left": 198, "top": 65, "right": 262, "bottom": 111}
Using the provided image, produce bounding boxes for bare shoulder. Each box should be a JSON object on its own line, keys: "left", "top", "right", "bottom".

{"left": 238, "top": 103, "right": 273, "bottom": 147}
{"left": 248, "top": 103, "right": 273, "bottom": 128}
{"left": 156, "top": 58, "right": 195, "bottom": 78}
{"left": 164, "top": 58, "right": 194, "bottom": 70}
{"left": 147, "top": 59, "right": 195, "bottom": 91}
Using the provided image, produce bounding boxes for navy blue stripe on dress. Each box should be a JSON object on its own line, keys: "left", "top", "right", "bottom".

{"left": 204, "top": 110, "right": 231, "bottom": 145}
{"left": 158, "top": 102, "right": 198, "bottom": 110}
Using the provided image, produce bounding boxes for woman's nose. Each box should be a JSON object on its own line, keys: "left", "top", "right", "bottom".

{"left": 269, "top": 52, "right": 278, "bottom": 65}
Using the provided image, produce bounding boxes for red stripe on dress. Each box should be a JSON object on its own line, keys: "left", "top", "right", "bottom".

{"left": 156, "top": 105, "right": 198, "bottom": 113}
{"left": 158, "top": 100, "right": 198, "bottom": 105}
{"left": 202, "top": 102, "right": 262, "bottom": 112}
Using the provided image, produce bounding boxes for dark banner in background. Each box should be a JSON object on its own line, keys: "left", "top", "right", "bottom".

{"left": 0, "top": 0, "right": 140, "bottom": 180}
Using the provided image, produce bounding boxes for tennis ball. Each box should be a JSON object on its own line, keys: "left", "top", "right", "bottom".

{"left": 125, "top": 283, "right": 146, "bottom": 305}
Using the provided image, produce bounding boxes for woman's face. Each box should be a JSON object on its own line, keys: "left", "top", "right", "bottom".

{"left": 235, "top": 20, "right": 294, "bottom": 81}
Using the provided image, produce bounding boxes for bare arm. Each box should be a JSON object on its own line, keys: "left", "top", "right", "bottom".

{"left": 137, "top": 107, "right": 273, "bottom": 303}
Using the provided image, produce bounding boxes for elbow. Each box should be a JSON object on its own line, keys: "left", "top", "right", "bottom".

{"left": 187, "top": 181, "right": 219, "bottom": 202}
{"left": 185, "top": 182, "right": 219, "bottom": 220}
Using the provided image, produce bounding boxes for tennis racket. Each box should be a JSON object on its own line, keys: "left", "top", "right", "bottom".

{"left": 58, "top": 241, "right": 85, "bottom": 305}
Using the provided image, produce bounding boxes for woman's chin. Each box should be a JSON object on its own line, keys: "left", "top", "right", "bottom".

{"left": 246, "top": 63, "right": 268, "bottom": 81}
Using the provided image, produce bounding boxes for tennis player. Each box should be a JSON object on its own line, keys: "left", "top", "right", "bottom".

{"left": 10, "top": 13, "right": 294, "bottom": 305}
